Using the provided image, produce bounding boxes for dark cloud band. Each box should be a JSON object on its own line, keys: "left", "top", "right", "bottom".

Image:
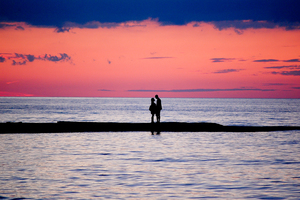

{"left": 128, "top": 88, "right": 275, "bottom": 92}
{"left": 254, "top": 59, "right": 280, "bottom": 62}
{"left": 1, "top": 0, "right": 299, "bottom": 29}
{"left": 143, "top": 57, "right": 173, "bottom": 59}
{"left": 271, "top": 71, "right": 300, "bottom": 76}
{"left": 211, "top": 58, "right": 235, "bottom": 63}
{"left": 213, "top": 69, "right": 244, "bottom": 74}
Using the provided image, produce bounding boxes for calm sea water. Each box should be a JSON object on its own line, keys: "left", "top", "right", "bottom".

{"left": 0, "top": 97, "right": 300, "bottom": 199}
{"left": 1, "top": 97, "right": 300, "bottom": 126}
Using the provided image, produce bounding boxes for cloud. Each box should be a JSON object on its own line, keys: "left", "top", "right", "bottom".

{"left": 1, "top": 1, "right": 299, "bottom": 29}
{"left": 265, "top": 65, "right": 300, "bottom": 76}
{"left": 26, "top": 54, "right": 35, "bottom": 62}
{"left": 0, "top": 23, "right": 13, "bottom": 29}
{"left": 1, "top": 53, "right": 72, "bottom": 65}
{"left": 211, "top": 58, "right": 235, "bottom": 62}
{"left": 263, "top": 83, "right": 289, "bottom": 86}
{"left": 12, "top": 60, "right": 26, "bottom": 65}
{"left": 271, "top": 71, "right": 300, "bottom": 76}
{"left": 0, "top": 56, "right": 5, "bottom": 62}
{"left": 280, "top": 71, "right": 300, "bottom": 76}
{"left": 0, "top": 91, "right": 33, "bottom": 97}
{"left": 54, "top": 21, "right": 121, "bottom": 32}
{"left": 64, "top": 21, "right": 121, "bottom": 29}
{"left": 43, "top": 53, "right": 71, "bottom": 62}
{"left": 0, "top": 22, "right": 25, "bottom": 30}
{"left": 283, "top": 59, "right": 300, "bottom": 62}
{"left": 213, "top": 69, "right": 243, "bottom": 74}
{"left": 52, "top": 20, "right": 154, "bottom": 32}
{"left": 264, "top": 65, "right": 300, "bottom": 69}
{"left": 212, "top": 20, "right": 300, "bottom": 31}
{"left": 258, "top": 59, "right": 300, "bottom": 63}
{"left": 15, "top": 26, "right": 25, "bottom": 30}
{"left": 55, "top": 27, "right": 71, "bottom": 33}
{"left": 98, "top": 89, "right": 114, "bottom": 92}
{"left": 15, "top": 53, "right": 25, "bottom": 59}
{"left": 128, "top": 87, "right": 275, "bottom": 92}
{"left": 193, "top": 23, "right": 201, "bottom": 27}
{"left": 143, "top": 57, "right": 173, "bottom": 59}
{"left": 253, "top": 59, "right": 280, "bottom": 62}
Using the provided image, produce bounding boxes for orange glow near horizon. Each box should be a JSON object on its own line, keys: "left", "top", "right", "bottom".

{"left": 1, "top": 20, "right": 300, "bottom": 98}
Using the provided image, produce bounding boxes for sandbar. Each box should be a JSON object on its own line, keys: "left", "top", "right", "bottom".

{"left": 1, "top": 121, "right": 300, "bottom": 133}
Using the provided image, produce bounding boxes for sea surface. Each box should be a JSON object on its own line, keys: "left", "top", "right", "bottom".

{"left": 1, "top": 97, "right": 300, "bottom": 126}
{"left": 0, "top": 97, "right": 300, "bottom": 199}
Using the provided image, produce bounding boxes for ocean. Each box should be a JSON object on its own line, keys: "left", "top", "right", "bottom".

{"left": 0, "top": 97, "right": 300, "bottom": 199}
{"left": 1, "top": 97, "right": 300, "bottom": 126}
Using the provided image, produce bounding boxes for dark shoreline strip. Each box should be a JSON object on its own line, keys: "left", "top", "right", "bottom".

{"left": 1, "top": 122, "right": 300, "bottom": 133}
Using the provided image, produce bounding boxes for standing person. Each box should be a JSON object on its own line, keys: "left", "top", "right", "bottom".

{"left": 155, "top": 95, "right": 162, "bottom": 123}
{"left": 149, "top": 98, "right": 157, "bottom": 123}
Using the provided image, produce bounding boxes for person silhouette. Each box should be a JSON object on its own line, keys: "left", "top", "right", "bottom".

{"left": 155, "top": 95, "right": 162, "bottom": 123}
{"left": 149, "top": 98, "right": 157, "bottom": 123}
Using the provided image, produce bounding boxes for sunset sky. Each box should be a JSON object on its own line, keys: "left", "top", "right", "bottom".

{"left": 1, "top": 0, "right": 300, "bottom": 98}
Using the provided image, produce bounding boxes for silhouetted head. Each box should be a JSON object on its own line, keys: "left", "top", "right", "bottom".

{"left": 155, "top": 95, "right": 159, "bottom": 99}
{"left": 151, "top": 98, "right": 155, "bottom": 102}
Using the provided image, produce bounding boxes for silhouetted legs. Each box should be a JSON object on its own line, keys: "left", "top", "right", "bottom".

{"left": 156, "top": 111, "right": 161, "bottom": 123}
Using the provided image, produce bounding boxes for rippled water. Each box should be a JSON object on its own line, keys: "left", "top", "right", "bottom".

{"left": 1, "top": 97, "right": 300, "bottom": 199}
{"left": 1, "top": 131, "right": 299, "bottom": 199}
{"left": 1, "top": 97, "right": 300, "bottom": 126}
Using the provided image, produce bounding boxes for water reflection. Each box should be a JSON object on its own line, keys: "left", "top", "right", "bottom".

{"left": 151, "top": 131, "right": 161, "bottom": 135}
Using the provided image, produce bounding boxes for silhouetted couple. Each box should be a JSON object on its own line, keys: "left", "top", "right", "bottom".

{"left": 149, "top": 95, "right": 162, "bottom": 123}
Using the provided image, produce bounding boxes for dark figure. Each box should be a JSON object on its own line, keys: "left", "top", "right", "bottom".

{"left": 149, "top": 98, "right": 157, "bottom": 123}
{"left": 155, "top": 95, "right": 162, "bottom": 123}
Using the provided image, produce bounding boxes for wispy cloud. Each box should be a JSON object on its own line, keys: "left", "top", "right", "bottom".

{"left": 265, "top": 65, "right": 300, "bottom": 76}
{"left": 254, "top": 59, "right": 300, "bottom": 63}
{"left": 271, "top": 71, "right": 300, "bottom": 76}
{"left": 142, "top": 57, "right": 174, "bottom": 59}
{"left": 57, "top": 21, "right": 120, "bottom": 32}
{"left": 283, "top": 59, "right": 300, "bottom": 62}
{"left": 253, "top": 59, "right": 279, "bottom": 62}
{"left": 98, "top": 89, "right": 114, "bottom": 92}
{"left": 263, "top": 83, "right": 289, "bottom": 86}
{"left": 255, "top": 59, "right": 300, "bottom": 63}
{"left": 211, "top": 58, "right": 235, "bottom": 63}
{"left": 0, "top": 22, "right": 25, "bottom": 30}
{"left": 0, "top": 91, "right": 33, "bottom": 97}
{"left": 55, "top": 27, "right": 71, "bottom": 33}
{"left": 213, "top": 69, "right": 243, "bottom": 74}
{"left": 43, "top": 53, "right": 71, "bottom": 62}
{"left": 278, "top": 71, "right": 300, "bottom": 76}
{"left": 128, "top": 87, "right": 275, "bottom": 92}
{"left": 57, "top": 20, "right": 150, "bottom": 33}
{"left": 12, "top": 60, "right": 26, "bottom": 65}
{"left": 264, "top": 65, "right": 300, "bottom": 69}
{"left": 212, "top": 20, "right": 300, "bottom": 32}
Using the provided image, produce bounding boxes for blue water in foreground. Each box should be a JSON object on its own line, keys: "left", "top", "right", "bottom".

{"left": 0, "top": 97, "right": 300, "bottom": 199}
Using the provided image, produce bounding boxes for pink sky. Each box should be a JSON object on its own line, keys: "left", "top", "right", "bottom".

{"left": 1, "top": 19, "right": 300, "bottom": 98}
